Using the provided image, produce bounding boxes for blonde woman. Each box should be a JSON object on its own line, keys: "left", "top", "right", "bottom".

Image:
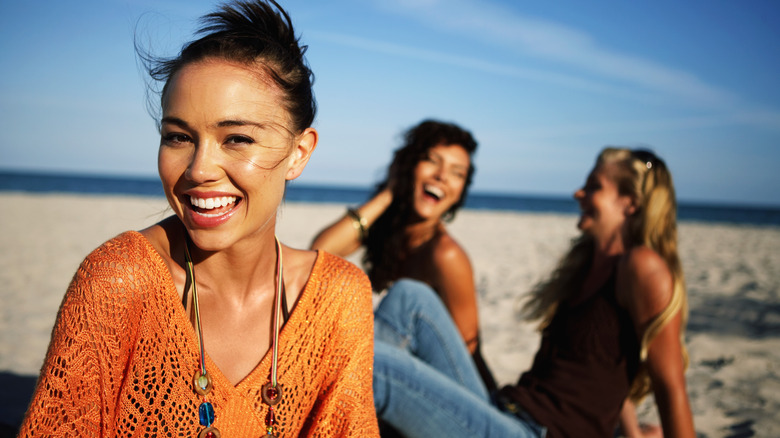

{"left": 372, "top": 147, "right": 695, "bottom": 437}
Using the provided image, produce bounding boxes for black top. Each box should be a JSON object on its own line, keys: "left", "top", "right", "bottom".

{"left": 500, "top": 272, "right": 640, "bottom": 438}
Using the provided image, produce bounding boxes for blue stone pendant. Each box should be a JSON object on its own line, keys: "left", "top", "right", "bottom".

{"left": 199, "top": 401, "right": 215, "bottom": 426}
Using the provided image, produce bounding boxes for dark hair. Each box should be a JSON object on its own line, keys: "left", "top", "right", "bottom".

{"left": 136, "top": 0, "right": 316, "bottom": 134}
{"left": 364, "top": 119, "right": 478, "bottom": 291}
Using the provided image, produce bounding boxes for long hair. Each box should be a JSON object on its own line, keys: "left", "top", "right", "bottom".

{"left": 521, "top": 147, "right": 688, "bottom": 402}
{"left": 364, "top": 119, "right": 477, "bottom": 291}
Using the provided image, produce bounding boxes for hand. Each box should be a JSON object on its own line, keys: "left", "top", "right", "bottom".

{"left": 639, "top": 423, "right": 663, "bottom": 438}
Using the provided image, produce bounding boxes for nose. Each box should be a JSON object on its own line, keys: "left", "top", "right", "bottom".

{"left": 185, "top": 142, "right": 222, "bottom": 183}
{"left": 433, "top": 164, "right": 447, "bottom": 182}
{"left": 573, "top": 188, "right": 584, "bottom": 201}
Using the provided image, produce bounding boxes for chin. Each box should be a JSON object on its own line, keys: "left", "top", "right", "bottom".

{"left": 417, "top": 206, "right": 446, "bottom": 222}
{"left": 185, "top": 228, "right": 237, "bottom": 252}
{"left": 576, "top": 218, "right": 590, "bottom": 232}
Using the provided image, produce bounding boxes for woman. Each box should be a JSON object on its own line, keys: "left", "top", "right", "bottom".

{"left": 372, "top": 147, "right": 695, "bottom": 437}
{"left": 19, "top": 1, "right": 379, "bottom": 436}
{"left": 310, "top": 119, "right": 496, "bottom": 390}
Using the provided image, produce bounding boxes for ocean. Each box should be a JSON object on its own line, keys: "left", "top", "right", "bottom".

{"left": 1, "top": 170, "right": 778, "bottom": 227}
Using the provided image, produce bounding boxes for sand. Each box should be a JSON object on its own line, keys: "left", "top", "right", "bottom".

{"left": 1, "top": 192, "right": 778, "bottom": 436}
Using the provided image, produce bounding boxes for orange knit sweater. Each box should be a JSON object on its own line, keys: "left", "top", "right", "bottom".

{"left": 19, "top": 231, "right": 379, "bottom": 437}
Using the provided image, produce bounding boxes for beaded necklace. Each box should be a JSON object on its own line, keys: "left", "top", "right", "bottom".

{"left": 184, "top": 237, "right": 285, "bottom": 438}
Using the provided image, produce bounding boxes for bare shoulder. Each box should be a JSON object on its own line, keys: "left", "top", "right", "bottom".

{"left": 139, "top": 216, "right": 181, "bottom": 265}
{"left": 625, "top": 245, "right": 668, "bottom": 272}
{"left": 282, "top": 246, "right": 318, "bottom": 291}
{"left": 431, "top": 229, "right": 471, "bottom": 268}
{"left": 618, "top": 245, "right": 674, "bottom": 322}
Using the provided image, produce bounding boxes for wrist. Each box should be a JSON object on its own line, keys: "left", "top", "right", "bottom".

{"left": 346, "top": 208, "right": 368, "bottom": 242}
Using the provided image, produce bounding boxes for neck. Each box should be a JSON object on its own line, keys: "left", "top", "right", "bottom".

{"left": 588, "top": 226, "right": 632, "bottom": 279}
{"left": 593, "top": 225, "right": 629, "bottom": 259}
{"left": 187, "top": 231, "right": 280, "bottom": 304}
{"left": 404, "top": 218, "right": 440, "bottom": 249}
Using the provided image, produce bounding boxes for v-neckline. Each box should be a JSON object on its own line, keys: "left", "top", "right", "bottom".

{"left": 133, "top": 230, "right": 321, "bottom": 393}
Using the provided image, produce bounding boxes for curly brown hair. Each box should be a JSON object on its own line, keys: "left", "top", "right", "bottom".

{"left": 364, "top": 119, "right": 478, "bottom": 291}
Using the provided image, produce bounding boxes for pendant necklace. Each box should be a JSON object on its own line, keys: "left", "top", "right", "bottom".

{"left": 185, "top": 236, "right": 285, "bottom": 438}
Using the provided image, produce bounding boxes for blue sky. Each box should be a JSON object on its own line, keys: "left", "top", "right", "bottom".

{"left": 1, "top": 0, "right": 779, "bottom": 206}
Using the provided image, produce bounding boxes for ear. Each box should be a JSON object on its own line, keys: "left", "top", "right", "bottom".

{"left": 285, "top": 127, "right": 318, "bottom": 181}
{"left": 623, "top": 196, "right": 638, "bottom": 216}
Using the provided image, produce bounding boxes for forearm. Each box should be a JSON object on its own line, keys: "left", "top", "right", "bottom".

{"left": 310, "top": 189, "right": 392, "bottom": 256}
{"left": 451, "top": 311, "right": 479, "bottom": 354}
{"left": 656, "top": 385, "right": 695, "bottom": 438}
{"left": 618, "top": 400, "right": 643, "bottom": 438}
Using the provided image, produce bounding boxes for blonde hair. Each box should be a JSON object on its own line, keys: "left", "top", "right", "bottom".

{"left": 521, "top": 147, "right": 688, "bottom": 402}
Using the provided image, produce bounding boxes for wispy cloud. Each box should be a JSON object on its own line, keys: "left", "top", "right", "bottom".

{"left": 312, "top": 31, "right": 677, "bottom": 105}
{"left": 513, "top": 111, "right": 780, "bottom": 140}
{"left": 370, "top": 0, "right": 739, "bottom": 108}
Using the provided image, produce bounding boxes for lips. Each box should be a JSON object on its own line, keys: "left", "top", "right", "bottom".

{"left": 184, "top": 194, "right": 240, "bottom": 226}
{"left": 190, "top": 195, "right": 237, "bottom": 214}
{"left": 423, "top": 184, "right": 444, "bottom": 201}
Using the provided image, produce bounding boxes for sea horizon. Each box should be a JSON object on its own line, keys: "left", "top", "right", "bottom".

{"left": 2, "top": 169, "right": 779, "bottom": 227}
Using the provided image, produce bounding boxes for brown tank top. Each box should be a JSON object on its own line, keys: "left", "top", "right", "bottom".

{"left": 500, "top": 272, "right": 640, "bottom": 438}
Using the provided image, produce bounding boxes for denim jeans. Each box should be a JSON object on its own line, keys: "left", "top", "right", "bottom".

{"left": 373, "top": 279, "right": 547, "bottom": 438}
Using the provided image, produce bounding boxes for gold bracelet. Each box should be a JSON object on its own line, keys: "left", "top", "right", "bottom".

{"left": 346, "top": 208, "right": 368, "bottom": 242}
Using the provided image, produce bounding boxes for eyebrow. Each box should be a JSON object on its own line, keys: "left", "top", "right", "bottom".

{"left": 429, "top": 151, "right": 470, "bottom": 171}
{"left": 160, "top": 116, "right": 189, "bottom": 129}
{"left": 216, "top": 119, "right": 268, "bottom": 129}
{"left": 160, "top": 116, "right": 268, "bottom": 130}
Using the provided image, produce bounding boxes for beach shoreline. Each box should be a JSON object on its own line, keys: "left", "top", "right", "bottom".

{"left": 1, "top": 192, "right": 778, "bottom": 436}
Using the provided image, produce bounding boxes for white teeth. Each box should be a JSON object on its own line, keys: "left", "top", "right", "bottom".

{"left": 189, "top": 196, "right": 236, "bottom": 210}
{"left": 424, "top": 184, "right": 444, "bottom": 199}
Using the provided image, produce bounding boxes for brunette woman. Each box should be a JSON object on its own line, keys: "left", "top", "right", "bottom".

{"left": 311, "top": 119, "right": 496, "bottom": 391}
{"left": 19, "top": 2, "right": 379, "bottom": 436}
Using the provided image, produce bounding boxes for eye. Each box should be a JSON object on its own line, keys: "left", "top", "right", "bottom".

{"left": 225, "top": 135, "right": 254, "bottom": 146}
{"left": 161, "top": 132, "right": 192, "bottom": 146}
{"left": 450, "top": 169, "right": 467, "bottom": 180}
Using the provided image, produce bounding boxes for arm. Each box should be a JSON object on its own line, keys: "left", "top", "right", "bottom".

{"left": 619, "top": 399, "right": 663, "bottom": 438}
{"left": 431, "top": 236, "right": 480, "bottom": 353}
{"left": 619, "top": 247, "right": 695, "bottom": 438}
{"left": 314, "top": 264, "right": 380, "bottom": 436}
{"left": 19, "top": 257, "right": 127, "bottom": 436}
{"left": 310, "top": 188, "right": 393, "bottom": 257}
{"left": 645, "top": 311, "right": 694, "bottom": 438}
{"left": 619, "top": 400, "right": 644, "bottom": 438}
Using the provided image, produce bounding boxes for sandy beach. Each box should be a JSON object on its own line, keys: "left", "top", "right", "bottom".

{"left": 1, "top": 192, "right": 778, "bottom": 437}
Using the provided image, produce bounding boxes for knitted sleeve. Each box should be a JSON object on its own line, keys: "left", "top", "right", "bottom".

{"left": 19, "top": 233, "right": 143, "bottom": 437}
{"left": 305, "top": 254, "right": 379, "bottom": 436}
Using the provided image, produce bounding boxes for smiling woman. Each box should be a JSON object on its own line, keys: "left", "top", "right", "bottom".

{"left": 17, "top": 1, "right": 379, "bottom": 436}
{"left": 310, "top": 119, "right": 498, "bottom": 393}
{"left": 157, "top": 60, "right": 302, "bottom": 249}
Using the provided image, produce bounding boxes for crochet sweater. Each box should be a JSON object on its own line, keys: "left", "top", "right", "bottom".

{"left": 19, "top": 231, "right": 379, "bottom": 437}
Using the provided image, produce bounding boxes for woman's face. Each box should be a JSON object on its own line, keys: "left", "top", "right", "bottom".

{"left": 158, "top": 59, "right": 315, "bottom": 251}
{"left": 412, "top": 143, "right": 470, "bottom": 222}
{"left": 573, "top": 163, "right": 633, "bottom": 241}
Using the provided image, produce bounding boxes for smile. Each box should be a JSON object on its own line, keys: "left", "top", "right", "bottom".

{"left": 189, "top": 195, "right": 237, "bottom": 217}
{"left": 423, "top": 184, "right": 444, "bottom": 201}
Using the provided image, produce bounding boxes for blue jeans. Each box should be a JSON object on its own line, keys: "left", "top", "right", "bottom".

{"left": 373, "top": 279, "right": 547, "bottom": 438}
